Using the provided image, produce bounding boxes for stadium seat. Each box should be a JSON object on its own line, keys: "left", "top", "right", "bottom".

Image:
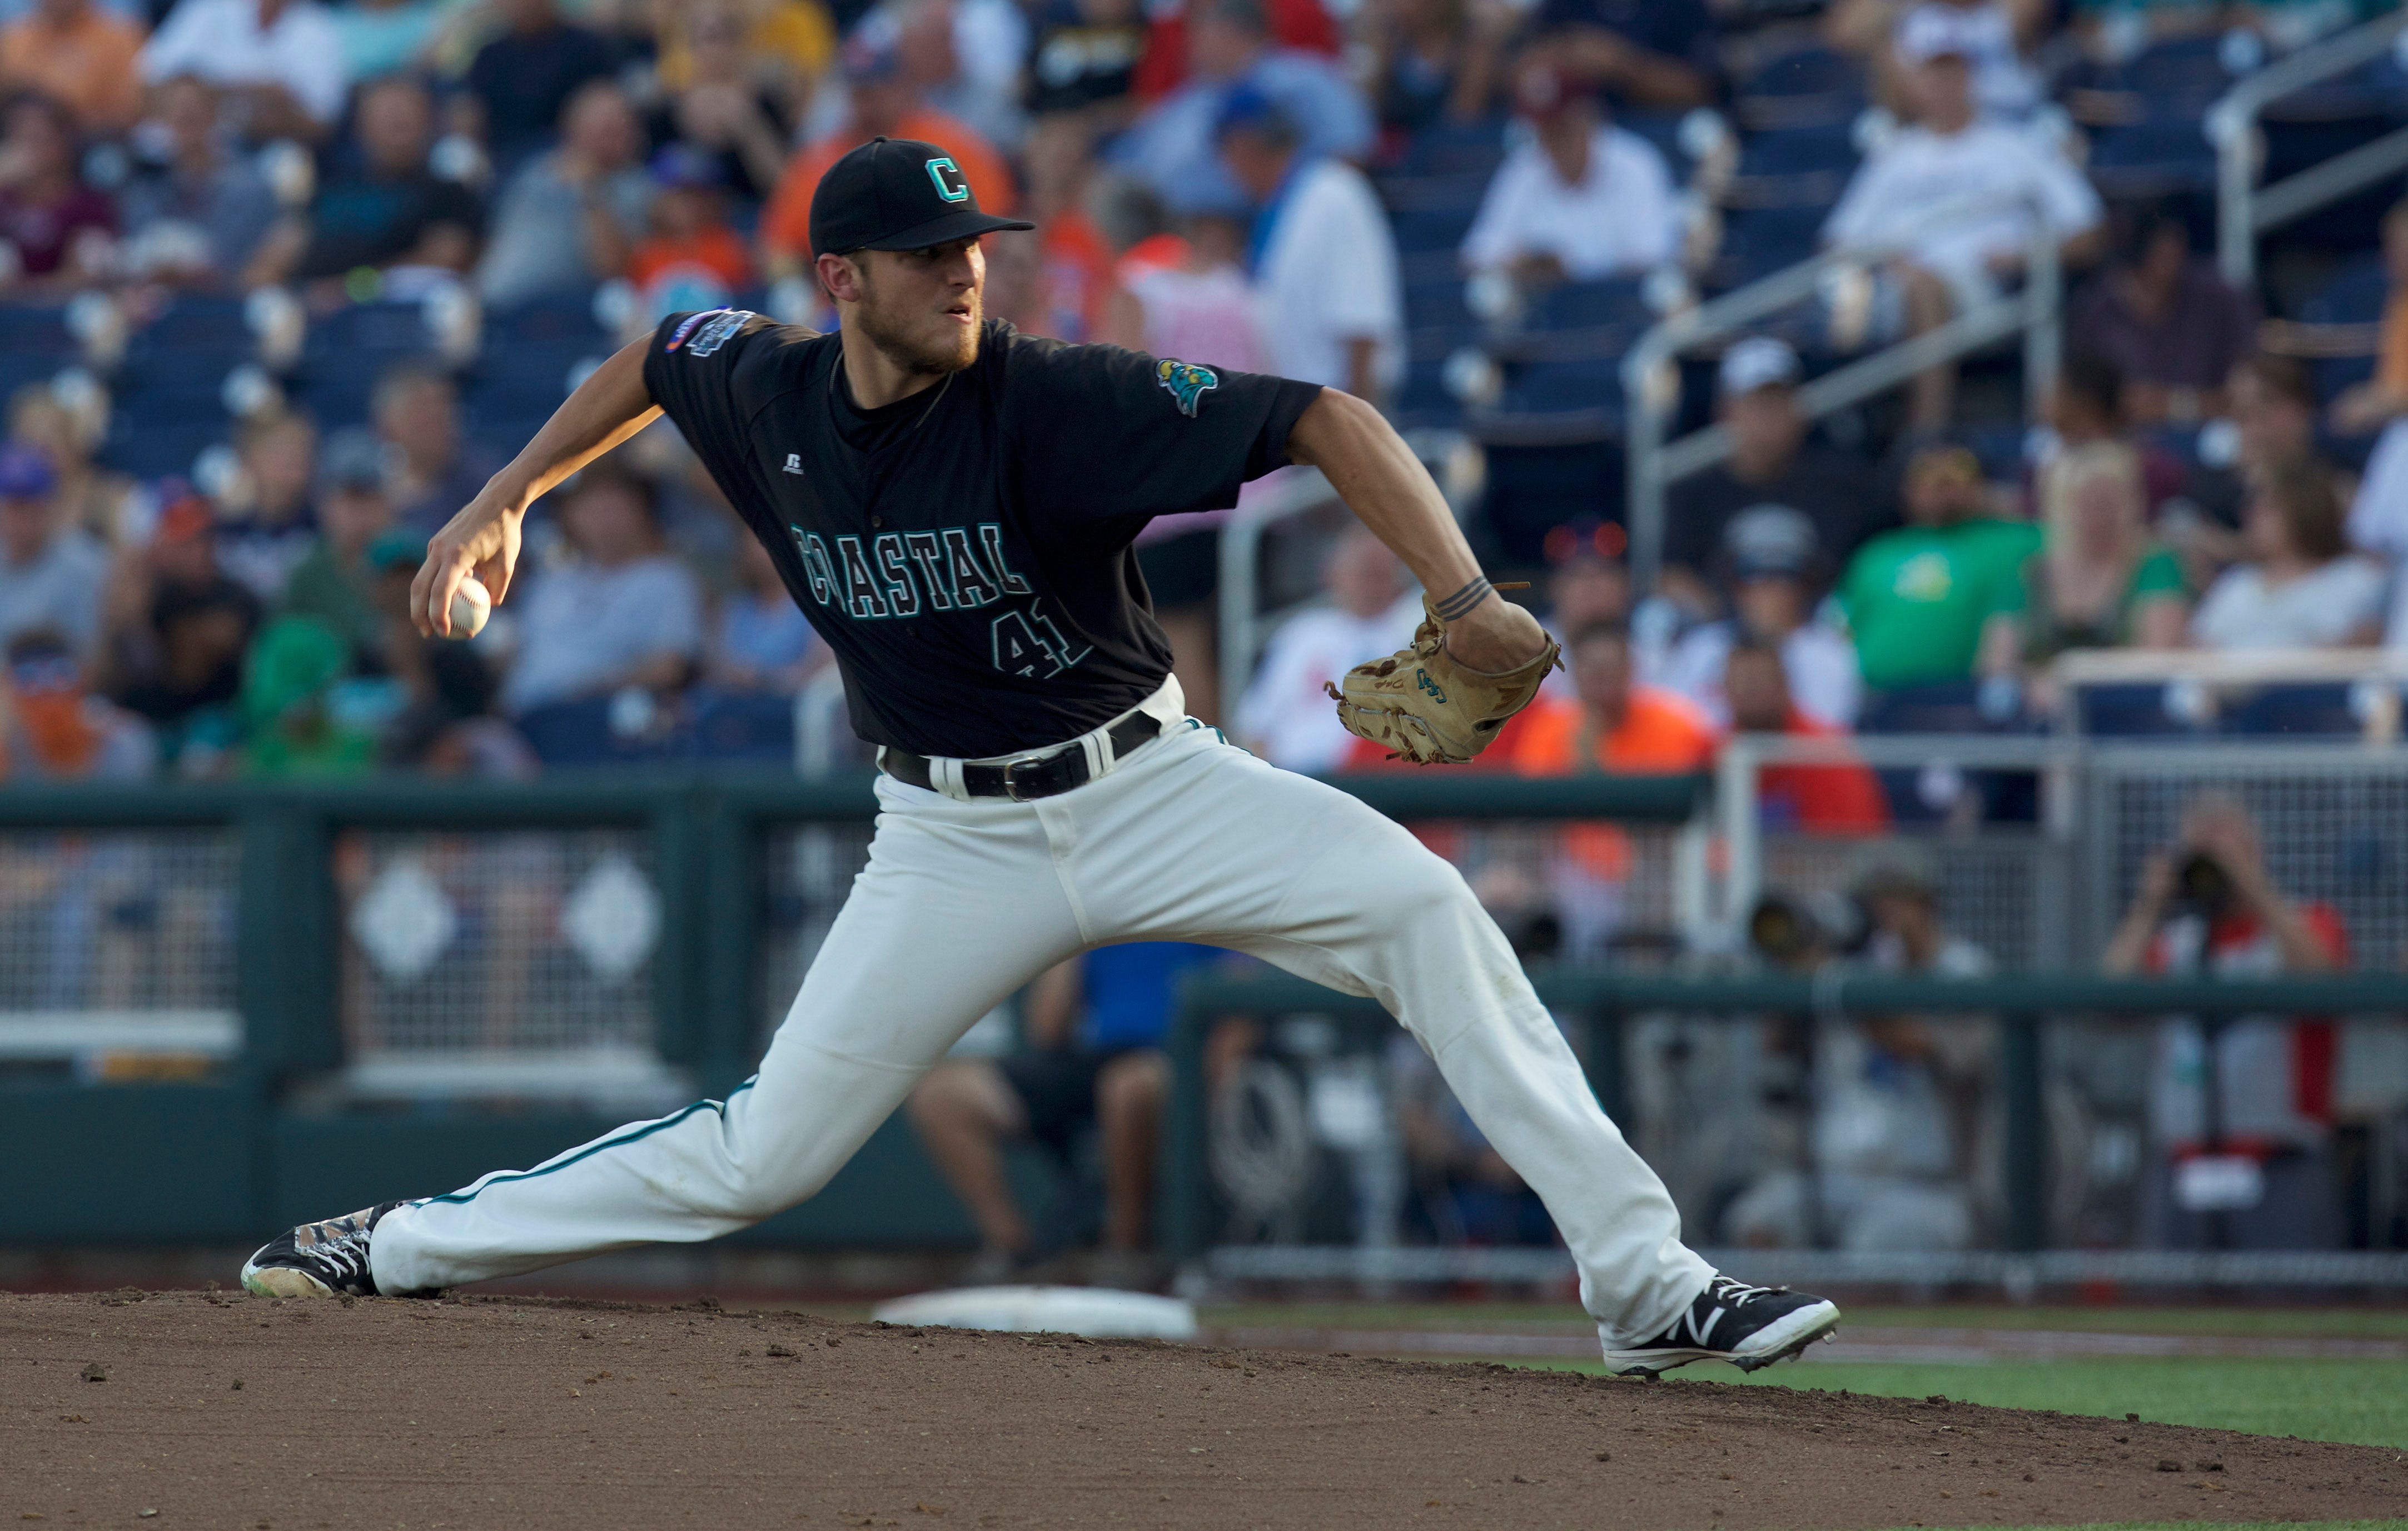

{"left": 1712, "top": 203, "right": 1832, "bottom": 290}
{"left": 131, "top": 296, "right": 251, "bottom": 354}
{"left": 2074, "top": 682, "right": 2200, "bottom": 737}
{"left": 515, "top": 697, "right": 677, "bottom": 768}
{"left": 2085, "top": 118, "right": 2217, "bottom": 198}
{"left": 0, "top": 302, "right": 81, "bottom": 357}
{"left": 2225, "top": 683, "right": 2362, "bottom": 737}
{"left": 1391, "top": 118, "right": 1508, "bottom": 179}
{"left": 96, "top": 416, "right": 220, "bottom": 480}
{"left": 1858, "top": 682, "right": 1987, "bottom": 735}
{"left": 1732, "top": 42, "right": 1867, "bottom": 131}
{"left": 685, "top": 690, "right": 798, "bottom": 763}
{"left": 2291, "top": 254, "right": 2389, "bottom": 407}
{"left": 0, "top": 351, "right": 67, "bottom": 400}
{"left": 1522, "top": 277, "right": 1653, "bottom": 335}
{"left": 1386, "top": 198, "right": 1483, "bottom": 259}
{"left": 485, "top": 291, "right": 609, "bottom": 347}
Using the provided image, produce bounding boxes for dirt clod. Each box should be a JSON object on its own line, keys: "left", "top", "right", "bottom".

{"left": 78, "top": 1363, "right": 105, "bottom": 1383}
{"left": 2156, "top": 1459, "right": 2182, "bottom": 1472}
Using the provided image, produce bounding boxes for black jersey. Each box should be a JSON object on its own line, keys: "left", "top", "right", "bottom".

{"left": 643, "top": 310, "right": 1320, "bottom": 758}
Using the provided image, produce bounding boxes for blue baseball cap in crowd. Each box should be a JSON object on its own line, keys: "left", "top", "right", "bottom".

{"left": 651, "top": 143, "right": 725, "bottom": 191}
{"left": 1212, "top": 83, "right": 1298, "bottom": 145}
{"left": 809, "top": 136, "right": 1034, "bottom": 255}
{"left": 0, "top": 443, "right": 57, "bottom": 499}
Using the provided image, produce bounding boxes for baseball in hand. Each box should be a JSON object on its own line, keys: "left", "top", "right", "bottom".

{"left": 446, "top": 575, "right": 492, "bottom": 640}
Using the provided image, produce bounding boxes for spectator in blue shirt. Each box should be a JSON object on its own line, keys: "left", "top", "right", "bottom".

{"left": 1106, "top": 0, "right": 1371, "bottom": 215}
{"left": 907, "top": 942, "right": 1223, "bottom": 1288}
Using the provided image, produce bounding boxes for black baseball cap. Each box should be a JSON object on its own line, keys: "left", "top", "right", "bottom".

{"left": 809, "top": 136, "right": 1034, "bottom": 256}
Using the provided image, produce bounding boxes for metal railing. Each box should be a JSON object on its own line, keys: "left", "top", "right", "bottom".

{"left": 2212, "top": 8, "right": 2408, "bottom": 288}
{"left": 1623, "top": 190, "right": 2063, "bottom": 594}
{"left": 1164, "top": 967, "right": 2408, "bottom": 1278}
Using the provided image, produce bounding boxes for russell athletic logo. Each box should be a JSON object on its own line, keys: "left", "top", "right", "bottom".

{"left": 926, "top": 156, "right": 971, "bottom": 203}
{"left": 1154, "top": 359, "right": 1218, "bottom": 417}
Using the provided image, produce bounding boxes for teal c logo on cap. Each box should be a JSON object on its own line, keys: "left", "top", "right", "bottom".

{"left": 926, "top": 156, "right": 970, "bottom": 203}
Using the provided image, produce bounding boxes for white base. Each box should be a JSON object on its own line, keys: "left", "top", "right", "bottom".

{"left": 872, "top": 1284, "right": 1198, "bottom": 1341}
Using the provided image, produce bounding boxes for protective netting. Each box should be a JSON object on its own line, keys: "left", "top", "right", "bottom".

{"left": 337, "top": 829, "right": 661, "bottom": 1061}
{"left": 0, "top": 829, "right": 237, "bottom": 1014}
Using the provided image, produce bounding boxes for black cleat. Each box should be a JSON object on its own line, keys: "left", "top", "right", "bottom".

{"left": 239, "top": 1202, "right": 402, "bottom": 1298}
{"left": 1603, "top": 1274, "right": 1840, "bottom": 1376}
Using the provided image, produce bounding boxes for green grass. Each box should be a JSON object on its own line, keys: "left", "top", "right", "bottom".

{"left": 1198, "top": 1302, "right": 2408, "bottom": 1339}
{"left": 1507, "top": 1356, "right": 2408, "bottom": 1450}
{"left": 1903, "top": 1523, "right": 2407, "bottom": 1531}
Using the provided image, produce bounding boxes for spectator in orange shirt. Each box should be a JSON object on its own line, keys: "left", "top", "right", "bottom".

{"left": 0, "top": 0, "right": 145, "bottom": 134}
{"left": 1512, "top": 622, "right": 1715, "bottom": 956}
{"left": 758, "top": 29, "right": 1018, "bottom": 280}
{"left": 1514, "top": 622, "right": 1717, "bottom": 777}
{"left": 628, "top": 146, "right": 756, "bottom": 324}
{"left": 1724, "top": 638, "right": 1889, "bottom": 836}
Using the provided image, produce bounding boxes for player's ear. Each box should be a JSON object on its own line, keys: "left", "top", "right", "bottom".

{"left": 815, "top": 250, "right": 864, "bottom": 306}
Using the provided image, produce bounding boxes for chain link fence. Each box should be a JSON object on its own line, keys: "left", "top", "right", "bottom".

{"left": 334, "top": 828, "right": 679, "bottom": 1106}
{"left": 0, "top": 828, "right": 240, "bottom": 1071}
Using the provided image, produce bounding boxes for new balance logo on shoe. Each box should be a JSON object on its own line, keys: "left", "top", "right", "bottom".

{"left": 1600, "top": 1273, "right": 1840, "bottom": 1377}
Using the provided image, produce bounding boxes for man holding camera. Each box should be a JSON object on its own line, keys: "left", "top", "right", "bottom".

{"left": 2103, "top": 792, "right": 2348, "bottom": 1250}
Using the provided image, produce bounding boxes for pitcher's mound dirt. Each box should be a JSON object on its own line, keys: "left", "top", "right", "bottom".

{"left": 3, "top": 1290, "right": 2401, "bottom": 1529}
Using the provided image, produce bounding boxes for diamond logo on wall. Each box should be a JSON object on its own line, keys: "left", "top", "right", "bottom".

{"left": 351, "top": 856, "right": 457, "bottom": 983}
{"left": 561, "top": 854, "right": 660, "bottom": 984}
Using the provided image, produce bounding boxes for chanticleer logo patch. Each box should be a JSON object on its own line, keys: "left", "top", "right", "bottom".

{"left": 1155, "top": 359, "right": 1218, "bottom": 417}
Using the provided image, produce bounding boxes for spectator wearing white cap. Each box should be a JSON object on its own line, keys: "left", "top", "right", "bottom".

{"left": 1823, "top": 24, "right": 2101, "bottom": 427}
{"left": 1659, "top": 505, "right": 1863, "bottom": 729}
{"left": 1458, "top": 61, "right": 1679, "bottom": 287}
{"left": 1661, "top": 337, "right": 1887, "bottom": 620}
{"left": 1884, "top": 1, "right": 2040, "bottom": 123}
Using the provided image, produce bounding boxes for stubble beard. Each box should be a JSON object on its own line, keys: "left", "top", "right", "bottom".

{"left": 857, "top": 281, "right": 982, "bottom": 377}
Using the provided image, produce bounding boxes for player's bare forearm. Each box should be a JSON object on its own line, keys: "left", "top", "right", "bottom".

{"left": 1285, "top": 389, "right": 1545, "bottom": 671}
{"left": 411, "top": 336, "right": 661, "bottom": 634}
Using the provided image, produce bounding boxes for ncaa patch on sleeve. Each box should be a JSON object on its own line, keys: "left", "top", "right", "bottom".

{"left": 679, "top": 310, "right": 751, "bottom": 359}
{"left": 1155, "top": 359, "right": 1218, "bottom": 417}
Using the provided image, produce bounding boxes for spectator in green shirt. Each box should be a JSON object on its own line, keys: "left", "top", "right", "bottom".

{"left": 279, "top": 429, "right": 397, "bottom": 670}
{"left": 1977, "top": 440, "right": 2187, "bottom": 715}
{"left": 1835, "top": 444, "right": 2041, "bottom": 691}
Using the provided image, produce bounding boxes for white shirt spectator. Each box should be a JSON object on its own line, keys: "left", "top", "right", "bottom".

{"left": 1459, "top": 125, "right": 1680, "bottom": 280}
{"left": 1236, "top": 593, "right": 1421, "bottom": 772}
{"left": 1659, "top": 619, "right": 1863, "bottom": 729}
{"left": 1823, "top": 120, "right": 2099, "bottom": 295}
{"left": 2191, "top": 555, "right": 2389, "bottom": 650}
{"left": 140, "top": 0, "right": 350, "bottom": 127}
{"left": 500, "top": 554, "right": 706, "bottom": 714}
{"left": 0, "top": 529, "right": 105, "bottom": 660}
{"left": 2347, "top": 419, "right": 2408, "bottom": 562}
{"left": 1255, "top": 157, "right": 1403, "bottom": 395}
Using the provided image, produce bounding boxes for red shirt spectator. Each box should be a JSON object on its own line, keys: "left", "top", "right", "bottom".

{"left": 0, "top": 93, "right": 114, "bottom": 285}
{"left": 1723, "top": 637, "right": 1888, "bottom": 835}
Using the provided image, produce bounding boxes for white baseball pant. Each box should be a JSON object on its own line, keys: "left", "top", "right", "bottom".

{"left": 367, "top": 705, "right": 1714, "bottom": 1346}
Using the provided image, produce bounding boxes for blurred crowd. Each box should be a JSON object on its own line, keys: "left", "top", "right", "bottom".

{"left": 0, "top": 0, "right": 2400, "bottom": 781}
